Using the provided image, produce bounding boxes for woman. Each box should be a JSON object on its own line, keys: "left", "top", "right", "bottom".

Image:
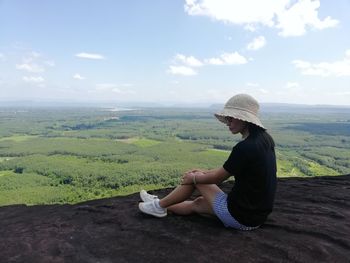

{"left": 138, "top": 94, "right": 277, "bottom": 230}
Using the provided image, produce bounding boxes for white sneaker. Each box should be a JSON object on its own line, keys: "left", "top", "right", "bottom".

{"left": 139, "top": 200, "right": 167, "bottom": 218}
{"left": 140, "top": 190, "right": 159, "bottom": 203}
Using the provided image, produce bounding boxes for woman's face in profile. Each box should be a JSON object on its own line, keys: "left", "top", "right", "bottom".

{"left": 225, "top": 117, "right": 247, "bottom": 135}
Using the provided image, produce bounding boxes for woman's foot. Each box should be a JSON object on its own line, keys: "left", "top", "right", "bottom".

{"left": 140, "top": 190, "right": 159, "bottom": 202}
{"left": 139, "top": 200, "right": 167, "bottom": 218}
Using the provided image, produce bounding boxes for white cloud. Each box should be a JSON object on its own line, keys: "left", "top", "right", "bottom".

{"left": 184, "top": 0, "right": 338, "bottom": 37}
{"left": 0, "top": 53, "right": 4, "bottom": 60}
{"left": 111, "top": 88, "right": 121, "bottom": 93}
{"left": 259, "top": 88, "right": 269, "bottom": 94}
{"left": 246, "top": 36, "right": 266, "bottom": 50}
{"left": 205, "top": 57, "right": 223, "bottom": 65}
{"left": 23, "top": 76, "right": 45, "bottom": 83}
{"left": 15, "top": 51, "right": 54, "bottom": 73}
{"left": 168, "top": 51, "right": 248, "bottom": 76}
{"left": 73, "top": 74, "right": 85, "bottom": 80}
{"left": 168, "top": 66, "right": 197, "bottom": 76}
{"left": 30, "top": 51, "right": 41, "bottom": 58}
{"left": 16, "top": 63, "right": 45, "bottom": 73}
{"left": 277, "top": 0, "right": 339, "bottom": 37}
{"left": 206, "top": 52, "right": 248, "bottom": 65}
{"left": 244, "top": 24, "right": 258, "bottom": 32}
{"left": 45, "top": 60, "right": 55, "bottom": 67}
{"left": 286, "top": 82, "right": 300, "bottom": 89}
{"left": 293, "top": 50, "right": 350, "bottom": 77}
{"left": 75, "top": 52, "right": 105, "bottom": 60}
{"left": 175, "top": 54, "right": 203, "bottom": 67}
{"left": 185, "top": 0, "right": 279, "bottom": 26}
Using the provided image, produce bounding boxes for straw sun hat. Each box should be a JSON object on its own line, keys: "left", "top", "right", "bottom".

{"left": 215, "top": 94, "right": 265, "bottom": 129}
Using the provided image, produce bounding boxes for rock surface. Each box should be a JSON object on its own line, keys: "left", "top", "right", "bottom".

{"left": 0, "top": 175, "right": 349, "bottom": 263}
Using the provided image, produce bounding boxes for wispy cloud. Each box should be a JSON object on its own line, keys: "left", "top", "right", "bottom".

{"left": 293, "top": 50, "right": 350, "bottom": 77}
{"left": 184, "top": 0, "right": 338, "bottom": 37}
{"left": 30, "top": 51, "right": 41, "bottom": 58}
{"left": 16, "top": 51, "right": 54, "bottom": 73}
{"left": 73, "top": 74, "right": 85, "bottom": 80}
{"left": 168, "top": 51, "right": 248, "bottom": 76}
{"left": 259, "top": 88, "right": 269, "bottom": 94}
{"left": 168, "top": 66, "right": 197, "bottom": 76}
{"left": 16, "top": 63, "right": 45, "bottom": 73}
{"left": 286, "top": 82, "right": 300, "bottom": 89}
{"left": 206, "top": 52, "right": 248, "bottom": 65}
{"left": 244, "top": 24, "right": 258, "bottom": 32}
{"left": 45, "top": 60, "right": 55, "bottom": 67}
{"left": 23, "top": 76, "right": 45, "bottom": 83}
{"left": 75, "top": 52, "right": 105, "bottom": 60}
{"left": 246, "top": 36, "right": 266, "bottom": 50}
{"left": 174, "top": 54, "right": 203, "bottom": 67}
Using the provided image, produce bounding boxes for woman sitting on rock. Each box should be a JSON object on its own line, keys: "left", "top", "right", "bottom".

{"left": 138, "top": 94, "right": 277, "bottom": 230}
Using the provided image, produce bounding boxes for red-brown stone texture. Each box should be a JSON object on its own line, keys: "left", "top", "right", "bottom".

{"left": 1, "top": 175, "right": 349, "bottom": 263}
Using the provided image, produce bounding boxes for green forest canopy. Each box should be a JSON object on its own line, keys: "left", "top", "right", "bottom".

{"left": 0, "top": 106, "right": 349, "bottom": 206}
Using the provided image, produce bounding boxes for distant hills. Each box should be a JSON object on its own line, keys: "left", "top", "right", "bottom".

{"left": 1, "top": 100, "right": 350, "bottom": 114}
{"left": 260, "top": 103, "right": 350, "bottom": 114}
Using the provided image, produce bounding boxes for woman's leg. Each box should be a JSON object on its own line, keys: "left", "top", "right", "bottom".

{"left": 195, "top": 183, "right": 223, "bottom": 206}
{"left": 159, "top": 183, "right": 223, "bottom": 216}
{"left": 139, "top": 184, "right": 197, "bottom": 217}
{"left": 159, "top": 184, "right": 195, "bottom": 208}
{"left": 167, "top": 197, "right": 213, "bottom": 215}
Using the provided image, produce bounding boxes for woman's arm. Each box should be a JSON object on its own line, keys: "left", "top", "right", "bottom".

{"left": 181, "top": 167, "right": 231, "bottom": 185}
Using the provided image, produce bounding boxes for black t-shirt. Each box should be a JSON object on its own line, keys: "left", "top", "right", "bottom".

{"left": 223, "top": 136, "right": 277, "bottom": 227}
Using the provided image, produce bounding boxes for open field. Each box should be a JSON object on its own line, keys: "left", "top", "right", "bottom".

{"left": 0, "top": 106, "right": 349, "bottom": 206}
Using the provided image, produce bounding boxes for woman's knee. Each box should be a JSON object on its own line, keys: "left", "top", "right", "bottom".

{"left": 192, "top": 196, "right": 213, "bottom": 214}
{"left": 194, "top": 184, "right": 222, "bottom": 205}
{"left": 193, "top": 196, "right": 205, "bottom": 205}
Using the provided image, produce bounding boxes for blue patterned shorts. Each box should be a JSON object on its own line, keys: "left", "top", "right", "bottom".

{"left": 213, "top": 191, "right": 260, "bottom": 231}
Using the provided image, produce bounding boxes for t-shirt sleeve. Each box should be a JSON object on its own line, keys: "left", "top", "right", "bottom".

{"left": 223, "top": 142, "right": 247, "bottom": 176}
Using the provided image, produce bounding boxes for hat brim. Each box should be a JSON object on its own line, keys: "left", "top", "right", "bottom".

{"left": 214, "top": 109, "right": 265, "bottom": 129}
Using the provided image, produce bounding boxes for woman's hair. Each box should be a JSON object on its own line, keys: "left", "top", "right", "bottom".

{"left": 247, "top": 123, "right": 275, "bottom": 150}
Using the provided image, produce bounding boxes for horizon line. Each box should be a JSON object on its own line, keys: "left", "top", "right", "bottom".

{"left": 0, "top": 99, "right": 350, "bottom": 108}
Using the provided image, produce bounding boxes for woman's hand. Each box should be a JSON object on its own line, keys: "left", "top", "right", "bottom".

{"left": 180, "top": 170, "right": 204, "bottom": 185}
{"left": 180, "top": 167, "right": 230, "bottom": 185}
{"left": 184, "top": 169, "right": 205, "bottom": 176}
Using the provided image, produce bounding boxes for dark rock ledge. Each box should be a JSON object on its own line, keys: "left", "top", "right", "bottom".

{"left": 0, "top": 175, "right": 349, "bottom": 263}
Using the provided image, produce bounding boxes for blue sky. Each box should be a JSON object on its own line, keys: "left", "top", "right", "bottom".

{"left": 0, "top": 0, "right": 349, "bottom": 105}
